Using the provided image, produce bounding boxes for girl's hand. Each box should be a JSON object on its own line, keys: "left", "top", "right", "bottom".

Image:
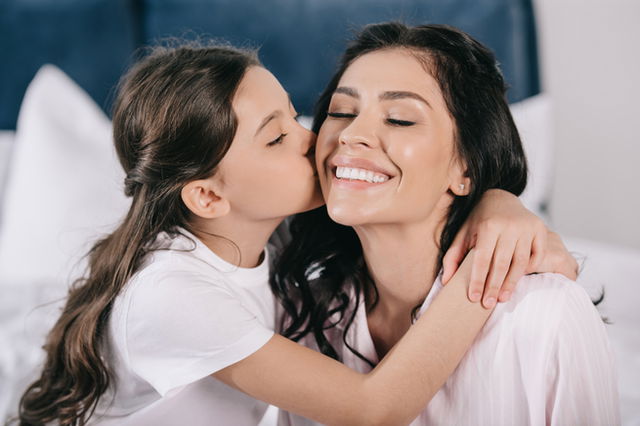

{"left": 441, "top": 189, "right": 577, "bottom": 309}
{"left": 529, "top": 231, "right": 578, "bottom": 281}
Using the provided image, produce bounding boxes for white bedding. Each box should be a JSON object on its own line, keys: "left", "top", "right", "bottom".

{"left": 0, "top": 282, "right": 65, "bottom": 421}
{"left": 564, "top": 236, "right": 640, "bottom": 425}
{"left": 0, "top": 131, "right": 14, "bottom": 215}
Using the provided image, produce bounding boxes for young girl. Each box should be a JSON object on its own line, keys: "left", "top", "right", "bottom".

{"left": 276, "top": 23, "right": 619, "bottom": 425}
{"left": 18, "top": 43, "right": 576, "bottom": 426}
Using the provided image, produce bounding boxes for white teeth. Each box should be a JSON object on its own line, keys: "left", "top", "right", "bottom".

{"left": 335, "top": 166, "right": 389, "bottom": 183}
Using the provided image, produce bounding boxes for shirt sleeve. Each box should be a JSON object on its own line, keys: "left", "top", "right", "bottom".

{"left": 546, "top": 282, "right": 621, "bottom": 425}
{"left": 277, "top": 408, "right": 320, "bottom": 426}
{"left": 123, "top": 269, "right": 275, "bottom": 396}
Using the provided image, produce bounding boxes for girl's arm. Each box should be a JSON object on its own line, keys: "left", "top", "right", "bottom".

{"left": 214, "top": 252, "right": 487, "bottom": 426}
{"left": 214, "top": 192, "right": 578, "bottom": 425}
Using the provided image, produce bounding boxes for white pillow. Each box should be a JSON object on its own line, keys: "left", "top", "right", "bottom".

{"left": 0, "top": 65, "right": 129, "bottom": 288}
{"left": 509, "top": 93, "right": 554, "bottom": 219}
{"left": 0, "top": 131, "right": 15, "bottom": 215}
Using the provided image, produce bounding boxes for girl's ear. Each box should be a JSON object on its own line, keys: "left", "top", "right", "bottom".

{"left": 181, "top": 178, "right": 230, "bottom": 219}
{"left": 449, "top": 158, "right": 471, "bottom": 196}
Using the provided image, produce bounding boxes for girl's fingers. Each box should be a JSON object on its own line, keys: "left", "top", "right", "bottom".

{"left": 498, "top": 238, "right": 531, "bottom": 302}
{"left": 442, "top": 229, "right": 470, "bottom": 285}
{"left": 468, "top": 227, "right": 499, "bottom": 303}
{"left": 482, "top": 235, "right": 518, "bottom": 309}
{"left": 529, "top": 231, "right": 579, "bottom": 279}
{"left": 526, "top": 228, "right": 547, "bottom": 274}
{"left": 555, "top": 256, "right": 579, "bottom": 281}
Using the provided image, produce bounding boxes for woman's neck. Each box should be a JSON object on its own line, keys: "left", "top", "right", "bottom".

{"left": 190, "top": 215, "right": 282, "bottom": 268}
{"left": 354, "top": 207, "right": 448, "bottom": 357}
{"left": 356, "top": 221, "right": 441, "bottom": 315}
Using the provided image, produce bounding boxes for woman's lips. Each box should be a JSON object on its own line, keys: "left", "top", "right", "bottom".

{"left": 327, "top": 155, "right": 395, "bottom": 189}
{"left": 330, "top": 166, "right": 393, "bottom": 191}
{"left": 329, "top": 155, "right": 396, "bottom": 178}
{"left": 335, "top": 166, "right": 389, "bottom": 183}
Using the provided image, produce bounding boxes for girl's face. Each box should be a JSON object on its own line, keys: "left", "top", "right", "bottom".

{"left": 217, "top": 66, "right": 323, "bottom": 220}
{"left": 315, "top": 48, "right": 467, "bottom": 227}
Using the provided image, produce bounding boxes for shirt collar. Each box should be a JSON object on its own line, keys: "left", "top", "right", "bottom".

{"left": 414, "top": 270, "right": 444, "bottom": 321}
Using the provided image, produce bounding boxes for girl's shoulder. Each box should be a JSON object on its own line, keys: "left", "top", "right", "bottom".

{"left": 123, "top": 249, "right": 251, "bottom": 319}
{"left": 131, "top": 227, "right": 269, "bottom": 294}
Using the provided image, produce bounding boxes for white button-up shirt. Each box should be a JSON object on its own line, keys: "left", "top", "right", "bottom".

{"left": 281, "top": 272, "right": 620, "bottom": 425}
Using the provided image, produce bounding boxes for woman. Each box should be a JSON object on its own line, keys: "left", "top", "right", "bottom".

{"left": 276, "top": 22, "right": 619, "bottom": 425}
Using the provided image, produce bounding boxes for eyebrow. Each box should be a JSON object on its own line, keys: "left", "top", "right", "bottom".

{"left": 255, "top": 111, "right": 281, "bottom": 136}
{"left": 380, "top": 91, "right": 432, "bottom": 109}
{"left": 255, "top": 94, "right": 295, "bottom": 136}
{"left": 334, "top": 86, "right": 359, "bottom": 98}
{"left": 334, "top": 86, "right": 432, "bottom": 109}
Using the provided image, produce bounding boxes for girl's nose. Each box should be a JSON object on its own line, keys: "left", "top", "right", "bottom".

{"left": 302, "top": 128, "right": 316, "bottom": 155}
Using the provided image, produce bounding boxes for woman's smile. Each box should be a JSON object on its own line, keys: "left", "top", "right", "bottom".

{"left": 328, "top": 154, "right": 394, "bottom": 190}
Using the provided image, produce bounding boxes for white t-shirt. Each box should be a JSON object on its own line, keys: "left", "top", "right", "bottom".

{"left": 281, "top": 273, "right": 620, "bottom": 426}
{"left": 91, "top": 228, "right": 276, "bottom": 425}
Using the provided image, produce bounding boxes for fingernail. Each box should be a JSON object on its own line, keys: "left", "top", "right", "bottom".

{"left": 470, "top": 292, "right": 482, "bottom": 302}
{"left": 499, "top": 291, "right": 511, "bottom": 302}
{"left": 484, "top": 297, "right": 496, "bottom": 309}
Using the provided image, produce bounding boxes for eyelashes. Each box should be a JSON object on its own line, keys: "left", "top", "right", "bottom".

{"left": 326, "top": 112, "right": 416, "bottom": 127}
{"left": 267, "top": 113, "right": 300, "bottom": 147}
{"left": 326, "top": 112, "right": 356, "bottom": 119}
{"left": 267, "top": 133, "right": 287, "bottom": 147}
{"left": 386, "top": 118, "right": 415, "bottom": 127}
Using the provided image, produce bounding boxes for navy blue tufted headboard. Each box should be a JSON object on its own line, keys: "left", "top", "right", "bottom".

{"left": 0, "top": 0, "right": 540, "bottom": 130}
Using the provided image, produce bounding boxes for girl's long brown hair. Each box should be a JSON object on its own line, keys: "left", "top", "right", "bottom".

{"left": 17, "top": 43, "right": 259, "bottom": 425}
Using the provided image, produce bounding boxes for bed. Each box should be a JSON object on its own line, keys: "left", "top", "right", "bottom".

{"left": 1, "top": 0, "right": 638, "bottom": 424}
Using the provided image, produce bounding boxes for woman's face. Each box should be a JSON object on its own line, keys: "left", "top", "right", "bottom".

{"left": 217, "top": 66, "right": 323, "bottom": 220}
{"left": 315, "top": 48, "right": 466, "bottom": 227}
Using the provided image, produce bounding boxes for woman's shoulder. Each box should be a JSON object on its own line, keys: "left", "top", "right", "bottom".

{"left": 490, "top": 272, "right": 601, "bottom": 339}
{"left": 511, "top": 272, "right": 594, "bottom": 309}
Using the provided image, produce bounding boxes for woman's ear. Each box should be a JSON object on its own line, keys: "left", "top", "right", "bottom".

{"left": 449, "top": 159, "right": 471, "bottom": 196}
{"left": 181, "top": 178, "right": 230, "bottom": 219}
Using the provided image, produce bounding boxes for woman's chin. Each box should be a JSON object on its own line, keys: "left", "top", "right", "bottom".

{"left": 326, "top": 205, "right": 371, "bottom": 227}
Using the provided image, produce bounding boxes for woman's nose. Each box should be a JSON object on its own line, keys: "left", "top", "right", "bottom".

{"left": 339, "top": 116, "right": 377, "bottom": 149}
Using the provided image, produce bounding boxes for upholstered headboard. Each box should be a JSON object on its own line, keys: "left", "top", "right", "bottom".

{"left": 0, "top": 0, "right": 540, "bottom": 130}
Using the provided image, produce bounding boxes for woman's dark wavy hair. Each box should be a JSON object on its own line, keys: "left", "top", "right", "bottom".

{"left": 271, "top": 22, "right": 528, "bottom": 365}
{"left": 17, "top": 43, "right": 259, "bottom": 425}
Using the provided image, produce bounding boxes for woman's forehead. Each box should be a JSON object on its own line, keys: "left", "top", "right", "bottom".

{"left": 337, "top": 49, "right": 445, "bottom": 107}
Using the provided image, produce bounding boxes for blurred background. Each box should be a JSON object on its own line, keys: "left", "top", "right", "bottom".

{"left": 0, "top": 0, "right": 638, "bottom": 424}
{"left": 535, "top": 0, "right": 640, "bottom": 251}
{"left": 1, "top": 0, "right": 638, "bottom": 249}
